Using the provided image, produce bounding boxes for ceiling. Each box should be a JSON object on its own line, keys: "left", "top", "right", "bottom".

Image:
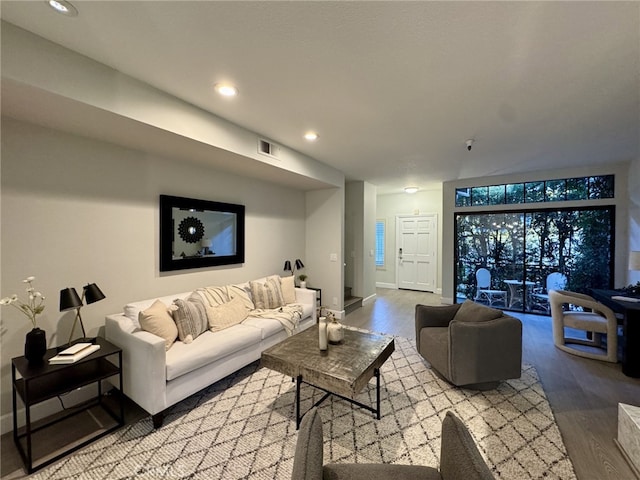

{"left": 1, "top": 1, "right": 638, "bottom": 194}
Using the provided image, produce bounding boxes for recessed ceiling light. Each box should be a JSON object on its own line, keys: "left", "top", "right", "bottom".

{"left": 404, "top": 187, "right": 419, "bottom": 194}
{"left": 47, "top": 0, "right": 78, "bottom": 16}
{"left": 304, "top": 131, "right": 319, "bottom": 141}
{"left": 214, "top": 83, "right": 238, "bottom": 97}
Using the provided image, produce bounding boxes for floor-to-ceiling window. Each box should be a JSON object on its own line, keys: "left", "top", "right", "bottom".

{"left": 454, "top": 175, "right": 615, "bottom": 314}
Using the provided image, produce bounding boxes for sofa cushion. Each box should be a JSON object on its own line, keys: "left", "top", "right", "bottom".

{"left": 196, "top": 286, "right": 230, "bottom": 307}
{"left": 242, "top": 317, "right": 285, "bottom": 340}
{"left": 138, "top": 299, "right": 178, "bottom": 350}
{"left": 281, "top": 275, "right": 297, "bottom": 304}
{"left": 453, "top": 300, "right": 503, "bottom": 323}
{"left": 165, "top": 324, "right": 262, "bottom": 381}
{"left": 207, "top": 295, "right": 249, "bottom": 332}
{"left": 173, "top": 295, "right": 209, "bottom": 343}
{"left": 250, "top": 276, "right": 285, "bottom": 309}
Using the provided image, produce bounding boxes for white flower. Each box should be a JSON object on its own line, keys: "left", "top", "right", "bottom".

{"left": 2, "top": 276, "right": 45, "bottom": 328}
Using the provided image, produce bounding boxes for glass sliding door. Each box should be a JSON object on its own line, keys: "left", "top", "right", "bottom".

{"left": 455, "top": 206, "right": 614, "bottom": 314}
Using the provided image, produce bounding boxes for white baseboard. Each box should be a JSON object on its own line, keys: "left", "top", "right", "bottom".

{"left": 376, "top": 282, "right": 396, "bottom": 289}
{"left": 362, "top": 293, "right": 376, "bottom": 305}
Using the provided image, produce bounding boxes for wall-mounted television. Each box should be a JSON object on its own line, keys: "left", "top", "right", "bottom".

{"left": 160, "top": 195, "right": 245, "bottom": 272}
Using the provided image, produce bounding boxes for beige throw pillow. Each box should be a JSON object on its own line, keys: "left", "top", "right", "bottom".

{"left": 453, "top": 300, "right": 503, "bottom": 322}
{"left": 280, "top": 275, "right": 297, "bottom": 305}
{"left": 138, "top": 299, "right": 178, "bottom": 350}
{"left": 250, "top": 276, "right": 285, "bottom": 309}
{"left": 207, "top": 295, "right": 249, "bottom": 332}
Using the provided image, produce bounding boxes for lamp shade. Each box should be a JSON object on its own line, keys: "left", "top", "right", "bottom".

{"left": 629, "top": 251, "right": 640, "bottom": 271}
{"left": 295, "top": 259, "right": 305, "bottom": 270}
{"left": 83, "top": 283, "right": 106, "bottom": 304}
{"left": 283, "top": 260, "right": 292, "bottom": 272}
{"left": 59, "top": 287, "right": 82, "bottom": 311}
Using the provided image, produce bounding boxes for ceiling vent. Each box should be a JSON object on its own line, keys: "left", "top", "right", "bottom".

{"left": 258, "top": 139, "right": 280, "bottom": 159}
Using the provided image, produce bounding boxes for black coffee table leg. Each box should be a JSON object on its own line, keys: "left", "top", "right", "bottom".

{"left": 375, "top": 368, "right": 381, "bottom": 419}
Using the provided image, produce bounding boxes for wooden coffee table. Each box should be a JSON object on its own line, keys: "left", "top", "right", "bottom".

{"left": 261, "top": 325, "right": 395, "bottom": 428}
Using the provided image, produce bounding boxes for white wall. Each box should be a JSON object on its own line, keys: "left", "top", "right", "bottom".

{"left": 375, "top": 188, "right": 443, "bottom": 289}
{"left": 305, "top": 188, "right": 344, "bottom": 314}
{"left": 345, "top": 181, "right": 377, "bottom": 303}
{"left": 441, "top": 162, "right": 631, "bottom": 303}
{"left": 0, "top": 118, "right": 312, "bottom": 427}
{"left": 629, "top": 155, "right": 640, "bottom": 285}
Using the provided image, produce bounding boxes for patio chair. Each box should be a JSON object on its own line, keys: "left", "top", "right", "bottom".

{"left": 530, "top": 272, "right": 567, "bottom": 314}
{"left": 474, "top": 268, "right": 507, "bottom": 307}
{"left": 549, "top": 290, "right": 618, "bottom": 363}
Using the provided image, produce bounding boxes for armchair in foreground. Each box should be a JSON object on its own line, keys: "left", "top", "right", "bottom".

{"left": 292, "top": 407, "right": 495, "bottom": 480}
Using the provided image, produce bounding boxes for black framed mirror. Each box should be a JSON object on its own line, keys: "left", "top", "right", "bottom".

{"left": 160, "top": 195, "right": 245, "bottom": 272}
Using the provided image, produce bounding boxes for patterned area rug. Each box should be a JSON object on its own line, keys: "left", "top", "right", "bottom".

{"left": 31, "top": 337, "right": 576, "bottom": 480}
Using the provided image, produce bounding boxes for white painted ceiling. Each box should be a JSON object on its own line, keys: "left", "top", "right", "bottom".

{"left": 1, "top": 1, "right": 638, "bottom": 194}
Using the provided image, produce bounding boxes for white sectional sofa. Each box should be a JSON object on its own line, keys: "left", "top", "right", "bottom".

{"left": 105, "top": 277, "right": 316, "bottom": 427}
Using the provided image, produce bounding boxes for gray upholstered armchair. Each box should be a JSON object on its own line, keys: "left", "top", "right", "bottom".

{"left": 292, "top": 407, "right": 495, "bottom": 480}
{"left": 415, "top": 301, "right": 522, "bottom": 389}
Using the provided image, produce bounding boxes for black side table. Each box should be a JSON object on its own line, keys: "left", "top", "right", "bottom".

{"left": 12, "top": 336, "right": 124, "bottom": 473}
{"left": 307, "top": 287, "right": 322, "bottom": 308}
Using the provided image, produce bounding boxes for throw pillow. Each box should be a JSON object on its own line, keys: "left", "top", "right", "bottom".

{"left": 138, "top": 299, "right": 178, "bottom": 350}
{"left": 207, "top": 295, "right": 249, "bottom": 332}
{"left": 250, "top": 276, "right": 285, "bottom": 309}
{"left": 196, "top": 286, "right": 230, "bottom": 307}
{"left": 453, "top": 300, "right": 503, "bottom": 323}
{"left": 280, "top": 275, "right": 297, "bottom": 304}
{"left": 228, "top": 284, "right": 255, "bottom": 310}
{"left": 173, "top": 295, "right": 208, "bottom": 344}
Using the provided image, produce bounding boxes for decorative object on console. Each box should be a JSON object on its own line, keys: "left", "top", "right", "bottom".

{"left": 24, "top": 328, "right": 47, "bottom": 365}
{"left": 298, "top": 274, "right": 308, "bottom": 289}
{"left": 1, "top": 276, "right": 47, "bottom": 364}
{"left": 200, "top": 237, "right": 213, "bottom": 255}
{"left": 326, "top": 312, "right": 344, "bottom": 344}
{"left": 59, "top": 282, "right": 106, "bottom": 345}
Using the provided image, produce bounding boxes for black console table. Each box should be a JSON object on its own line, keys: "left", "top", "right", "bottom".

{"left": 591, "top": 289, "right": 640, "bottom": 378}
{"left": 11, "top": 337, "right": 124, "bottom": 473}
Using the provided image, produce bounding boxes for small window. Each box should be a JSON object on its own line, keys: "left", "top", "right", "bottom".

{"left": 455, "top": 188, "right": 471, "bottom": 207}
{"left": 375, "top": 220, "right": 385, "bottom": 267}
{"left": 545, "top": 179, "right": 566, "bottom": 202}
{"left": 525, "top": 181, "right": 545, "bottom": 203}
{"left": 471, "top": 186, "right": 489, "bottom": 206}
{"left": 488, "top": 185, "right": 506, "bottom": 205}
{"left": 506, "top": 183, "right": 524, "bottom": 204}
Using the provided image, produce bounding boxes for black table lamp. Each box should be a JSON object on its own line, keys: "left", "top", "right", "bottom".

{"left": 283, "top": 259, "right": 304, "bottom": 276}
{"left": 59, "top": 283, "right": 106, "bottom": 345}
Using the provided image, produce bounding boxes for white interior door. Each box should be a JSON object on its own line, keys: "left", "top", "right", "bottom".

{"left": 396, "top": 214, "right": 437, "bottom": 292}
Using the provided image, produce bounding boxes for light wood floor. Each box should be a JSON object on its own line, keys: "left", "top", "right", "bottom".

{"left": 344, "top": 288, "right": 640, "bottom": 480}
{"left": 3, "top": 288, "right": 639, "bottom": 479}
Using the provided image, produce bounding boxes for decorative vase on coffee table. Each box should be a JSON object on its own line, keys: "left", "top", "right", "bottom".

{"left": 327, "top": 315, "right": 344, "bottom": 344}
{"left": 25, "top": 328, "right": 47, "bottom": 365}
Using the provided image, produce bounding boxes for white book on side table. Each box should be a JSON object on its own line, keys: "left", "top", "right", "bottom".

{"left": 49, "top": 343, "right": 101, "bottom": 364}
